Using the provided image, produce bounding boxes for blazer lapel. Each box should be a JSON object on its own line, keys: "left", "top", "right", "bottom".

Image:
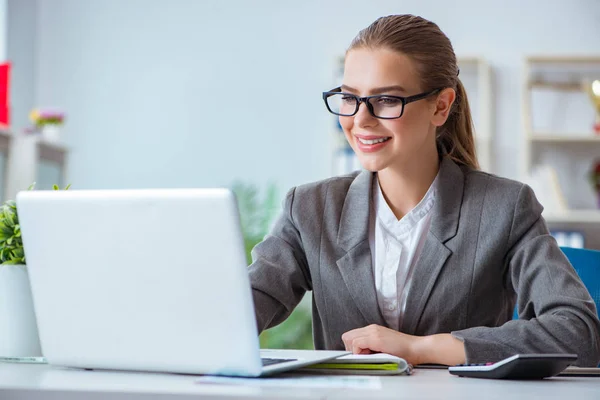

{"left": 336, "top": 170, "right": 386, "bottom": 326}
{"left": 400, "top": 158, "right": 465, "bottom": 333}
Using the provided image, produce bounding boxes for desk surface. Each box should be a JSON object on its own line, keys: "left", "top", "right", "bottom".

{"left": 0, "top": 363, "right": 598, "bottom": 400}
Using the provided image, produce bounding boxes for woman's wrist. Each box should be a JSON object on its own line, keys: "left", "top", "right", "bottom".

{"left": 408, "top": 334, "right": 433, "bottom": 365}
{"left": 409, "top": 333, "right": 466, "bottom": 366}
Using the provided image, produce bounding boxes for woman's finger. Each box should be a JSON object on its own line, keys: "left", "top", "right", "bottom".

{"left": 351, "top": 336, "right": 373, "bottom": 354}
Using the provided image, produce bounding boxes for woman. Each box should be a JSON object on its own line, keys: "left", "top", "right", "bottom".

{"left": 248, "top": 14, "right": 600, "bottom": 366}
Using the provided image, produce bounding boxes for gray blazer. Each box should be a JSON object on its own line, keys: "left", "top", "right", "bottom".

{"left": 248, "top": 157, "right": 600, "bottom": 366}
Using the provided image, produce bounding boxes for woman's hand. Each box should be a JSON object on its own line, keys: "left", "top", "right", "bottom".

{"left": 341, "top": 324, "right": 466, "bottom": 366}
{"left": 341, "top": 324, "right": 420, "bottom": 363}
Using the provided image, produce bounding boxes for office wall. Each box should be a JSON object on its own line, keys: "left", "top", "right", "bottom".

{"left": 0, "top": 0, "right": 6, "bottom": 61}
{"left": 10, "top": 0, "right": 600, "bottom": 193}
{"left": 7, "top": 0, "right": 36, "bottom": 134}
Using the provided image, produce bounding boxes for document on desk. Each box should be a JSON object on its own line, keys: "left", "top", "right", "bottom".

{"left": 301, "top": 353, "right": 411, "bottom": 375}
{"left": 196, "top": 375, "right": 382, "bottom": 390}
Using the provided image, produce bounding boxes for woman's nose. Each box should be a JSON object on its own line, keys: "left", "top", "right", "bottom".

{"left": 353, "top": 101, "right": 377, "bottom": 127}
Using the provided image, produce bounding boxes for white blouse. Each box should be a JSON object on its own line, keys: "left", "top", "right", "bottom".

{"left": 368, "top": 173, "right": 438, "bottom": 330}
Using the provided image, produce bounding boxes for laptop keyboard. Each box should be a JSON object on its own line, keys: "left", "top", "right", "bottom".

{"left": 261, "top": 358, "right": 297, "bottom": 367}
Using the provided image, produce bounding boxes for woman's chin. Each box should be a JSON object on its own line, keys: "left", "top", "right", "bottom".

{"left": 357, "top": 158, "right": 386, "bottom": 172}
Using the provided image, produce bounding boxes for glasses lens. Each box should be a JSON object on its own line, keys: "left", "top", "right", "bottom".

{"left": 369, "top": 96, "right": 404, "bottom": 118}
{"left": 326, "top": 93, "right": 358, "bottom": 116}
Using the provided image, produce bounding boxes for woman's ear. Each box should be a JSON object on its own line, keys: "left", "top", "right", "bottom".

{"left": 431, "top": 88, "right": 456, "bottom": 127}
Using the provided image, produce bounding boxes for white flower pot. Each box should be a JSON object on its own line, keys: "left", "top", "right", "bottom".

{"left": 0, "top": 265, "right": 42, "bottom": 357}
{"left": 41, "top": 124, "right": 61, "bottom": 143}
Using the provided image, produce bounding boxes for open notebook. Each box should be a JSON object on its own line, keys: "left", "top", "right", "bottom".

{"left": 301, "top": 353, "right": 412, "bottom": 375}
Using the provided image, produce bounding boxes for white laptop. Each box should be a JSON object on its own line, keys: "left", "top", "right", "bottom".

{"left": 16, "top": 188, "right": 348, "bottom": 377}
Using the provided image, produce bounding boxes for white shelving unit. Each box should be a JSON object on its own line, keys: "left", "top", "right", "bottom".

{"left": 5, "top": 133, "right": 69, "bottom": 200}
{"left": 521, "top": 56, "right": 600, "bottom": 248}
{"left": 529, "top": 134, "right": 600, "bottom": 143}
{"left": 542, "top": 210, "right": 600, "bottom": 224}
{"left": 457, "top": 57, "right": 493, "bottom": 173}
{"left": 330, "top": 56, "right": 494, "bottom": 175}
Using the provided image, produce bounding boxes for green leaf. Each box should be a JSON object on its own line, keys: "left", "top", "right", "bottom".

{"left": 13, "top": 247, "right": 24, "bottom": 260}
{"left": 53, "top": 184, "right": 59, "bottom": 190}
{"left": 3, "top": 208, "right": 15, "bottom": 228}
{"left": 5, "top": 248, "right": 14, "bottom": 259}
{"left": 64, "top": 184, "right": 72, "bottom": 190}
{"left": 6, "top": 236, "right": 12, "bottom": 245}
{"left": 0, "top": 225, "right": 10, "bottom": 240}
{"left": 2, "top": 259, "right": 23, "bottom": 265}
{"left": 27, "top": 182, "right": 36, "bottom": 191}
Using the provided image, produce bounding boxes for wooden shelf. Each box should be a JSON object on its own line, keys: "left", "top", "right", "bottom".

{"left": 543, "top": 210, "right": 600, "bottom": 224}
{"left": 527, "top": 56, "right": 600, "bottom": 64}
{"left": 523, "top": 55, "right": 600, "bottom": 245}
{"left": 529, "top": 133, "right": 600, "bottom": 143}
{"left": 527, "top": 80, "right": 583, "bottom": 91}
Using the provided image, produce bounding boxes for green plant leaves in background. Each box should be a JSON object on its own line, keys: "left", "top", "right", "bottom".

{"left": 231, "top": 181, "right": 314, "bottom": 350}
{"left": 231, "top": 181, "right": 280, "bottom": 265}
{"left": 258, "top": 301, "right": 314, "bottom": 350}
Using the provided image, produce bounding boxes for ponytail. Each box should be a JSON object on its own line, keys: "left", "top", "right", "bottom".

{"left": 436, "top": 79, "right": 479, "bottom": 170}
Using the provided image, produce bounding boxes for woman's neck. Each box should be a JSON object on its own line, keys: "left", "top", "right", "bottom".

{"left": 376, "top": 153, "right": 441, "bottom": 221}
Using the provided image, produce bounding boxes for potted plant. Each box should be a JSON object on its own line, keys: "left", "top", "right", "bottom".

{"left": 0, "top": 183, "right": 70, "bottom": 358}
{"left": 28, "top": 108, "right": 66, "bottom": 143}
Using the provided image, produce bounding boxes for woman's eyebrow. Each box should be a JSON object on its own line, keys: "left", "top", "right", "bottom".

{"left": 340, "top": 84, "right": 407, "bottom": 94}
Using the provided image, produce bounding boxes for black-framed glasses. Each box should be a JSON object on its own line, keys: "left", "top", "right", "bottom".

{"left": 322, "top": 87, "right": 442, "bottom": 119}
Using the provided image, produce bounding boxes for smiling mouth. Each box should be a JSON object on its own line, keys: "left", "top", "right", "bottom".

{"left": 356, "top": 137, "right": 391, "bottom": 145}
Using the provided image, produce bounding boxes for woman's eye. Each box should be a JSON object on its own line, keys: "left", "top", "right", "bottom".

{"left": 376, "top": 97, "right": 401, "bottom": 106}
{"left": 341, "top": 96, "right": 357, "bottom": 104}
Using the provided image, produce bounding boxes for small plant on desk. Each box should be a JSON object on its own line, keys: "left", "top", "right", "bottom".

{"left": 0, "top": 183, "right": 71, "bottom": 266}
{"left": 0, "top": 182, "right": 70, "bottom": 358}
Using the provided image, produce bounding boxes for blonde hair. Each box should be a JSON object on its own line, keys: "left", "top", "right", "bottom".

{"left": 348, "top": 14, "right": 479, "bottom": 169}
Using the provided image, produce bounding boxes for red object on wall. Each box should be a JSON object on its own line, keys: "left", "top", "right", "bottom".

{"left": 0, "top": 62, "right": 11, "bottom": 126}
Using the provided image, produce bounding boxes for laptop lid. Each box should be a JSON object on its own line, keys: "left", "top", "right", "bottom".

{"left": 17, "top": 188, "right": 265, "bottom": 376}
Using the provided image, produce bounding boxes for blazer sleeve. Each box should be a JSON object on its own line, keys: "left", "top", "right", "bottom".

{"left": 452, "top": 184, "right": 600, "bottom": 366}
{"left": 248, "top": 187, "right": 312, "bottom": 333}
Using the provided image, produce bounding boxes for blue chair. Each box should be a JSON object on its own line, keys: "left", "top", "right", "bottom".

{"left": 513, "top": 247, "right": 600, "bottom": 319}
{"left": 560, "top": 247, "right": 600, "bottom": 314}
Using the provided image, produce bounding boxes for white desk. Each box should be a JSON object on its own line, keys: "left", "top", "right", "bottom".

{"left": 0, "top": 363, "right": 598, "bottom": 400}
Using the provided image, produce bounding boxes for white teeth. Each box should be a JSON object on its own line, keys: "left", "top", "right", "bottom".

{"left": 357, "top": 137, "right": 390, "bottom": 145}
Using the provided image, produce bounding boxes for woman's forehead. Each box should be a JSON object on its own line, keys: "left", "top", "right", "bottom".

{"left": 343, "top": 48, "right": 420, "bottom": 94}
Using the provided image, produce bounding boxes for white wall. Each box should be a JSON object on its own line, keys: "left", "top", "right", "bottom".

{"left": 0, "top": 0, "right": 6, "bottom": 61}
{"left": 14, "top": 0, "right": 600, "bottom": 194}
{"left": 7, "top": 0, "right": 36, "bottom": 134}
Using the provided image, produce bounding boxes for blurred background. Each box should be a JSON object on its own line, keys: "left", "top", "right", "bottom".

{"left": 1, "top": 0, "right": 600, "bottom": 349}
